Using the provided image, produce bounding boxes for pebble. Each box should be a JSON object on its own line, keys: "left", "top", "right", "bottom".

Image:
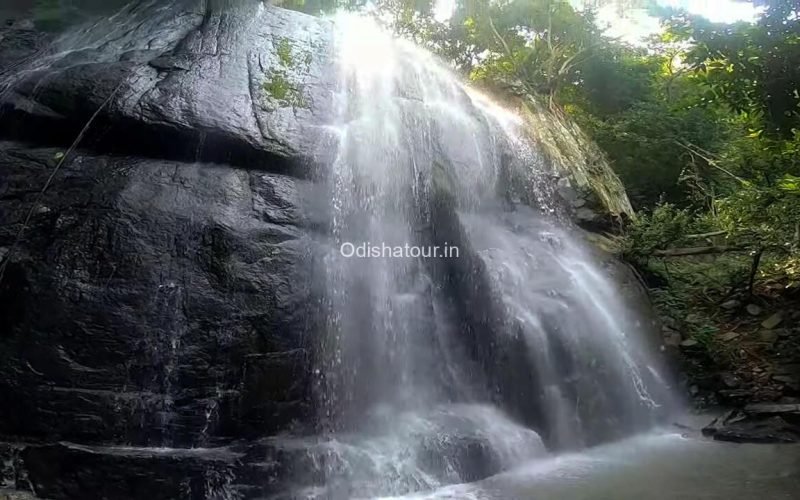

{"left": 762, "top": 313, "right": 784, "bottom": 330}
{"left": 746, "top": 304, "right": 762, "bottom": 316}
{"left": 760, "top": 330, "right": 779, "bottom": 343}
{"left": 721, "top": 299, "right": 740, "bottom": 310}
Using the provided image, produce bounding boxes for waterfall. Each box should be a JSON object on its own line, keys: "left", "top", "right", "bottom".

{"left": 298, "top": 13, "right": 673, "bottom": 498}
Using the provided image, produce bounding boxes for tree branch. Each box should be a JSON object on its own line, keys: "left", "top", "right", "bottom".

{"left": 653, "top": 246, "right": 746, "bottom": 257}
{"left": 685, "top": 230, "right": 728, "bottom": 239}
{"left": 675, "top": 141, "right": 749, "bottom": 186}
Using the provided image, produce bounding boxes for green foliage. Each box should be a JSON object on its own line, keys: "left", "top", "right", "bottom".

{"left": 650, "top": 269, "right": 725, "bottom": 349}
{"left": 32, "top": 0, "right": 77, "bottom": 32}
{"left": 277, "top": 38, "right": 294, "bottom": 66}
{"left": 624, "top": 203, "right": 695, "bottom": 260}
{"left": 669, "top": 0, "right": 800, "bottom": 138}
{"left": 263, "top": 72, "right": 307, "bottom": 107}
{"left": 262, "top": 37, "right": 311, "bottom": 108}
{"left": 716, "top": 183, "right": 800, "bottom": 251}
{"left": 276, "top": 0, "right": 367, "bottom": 15}
{"left": 456, "top": 0, "right": 604, "bottom": 101}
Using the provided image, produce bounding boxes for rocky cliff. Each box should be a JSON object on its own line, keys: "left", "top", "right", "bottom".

{"left": 1, "top": 2, "right": 339, "bottom": 497}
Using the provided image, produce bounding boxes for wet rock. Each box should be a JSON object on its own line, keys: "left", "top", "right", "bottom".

{"left": 703, "top": 404, "right": 800, "bottom": 444}
{"left": 680, "top": 339, "right": 700, "bottom": 348}
{"left": 0, "top": 22, "right": 49, "bottom": 72}
{"left": 720, "top": 372, "right": 741, "bottom": 388}
{"left": 237, "top": 349, "right": 311, "bottom": 438}
{"left": 0, "top": 143, "right": 321, "bottom": 446}
{"left": 663, "top": 330, "right": 682, "bottom": 347}
{"left": 773, "top": 376, "right": 800, "bottom": 393}
{"left": 0, "top": 0, "right": 336, "bottom": 171}
{"left": 746, "top": 304, "right": 762, "bottom": 316}
{"left": 575, "top": 207, "right": 600, "bottom": 225}
{"left": 719, "top": 331, "right": 739, "bottom": 342}
{"left": 556, "top": 180, "right": 580, "bottom": 204}
{"left": 571, "top": 198, "right": 587, "bottom": 208}
{"left": 762, "top": 313, "right": 784, "bottom": 330}
{"left": 21, "top": 443, "right": 241, "bottom": 500}
{"left": 0, "top": 444, "right": 29, "bottom": 492}
{"left": 716, "top": 389, "right": 755, "bottom": 406}
{"left": 744, "top": 403, "right": 800, "bottom": 414}
{"left": 710, "top": 416, "right": 800, "bottom": 443}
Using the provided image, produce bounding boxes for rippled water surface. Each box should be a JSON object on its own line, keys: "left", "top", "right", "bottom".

{"left": 382, "top": 432, "right": 800, "bottom": 500}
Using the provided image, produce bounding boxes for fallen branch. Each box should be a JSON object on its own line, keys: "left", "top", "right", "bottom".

{"left": 0, "top": 82, "right": 124, "bottom": 287}
{"left": 747, "top": 247, "right": 764, "bottom": 296}
{"left": 685, "top": 230, "right": 728, "bottom": 239}
{"left": 653, "top": 246, "right": 746, "bottom": 257}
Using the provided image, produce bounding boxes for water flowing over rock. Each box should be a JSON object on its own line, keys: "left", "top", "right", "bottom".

{"left": 0, "top": 2, "right": 673, "bottom": 499}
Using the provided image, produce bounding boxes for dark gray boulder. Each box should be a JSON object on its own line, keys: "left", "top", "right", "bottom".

{"left": 703, "top": 405, "right": 800, "bottom": 443}
{"left": 0, "top": 0, "right": 337, "bottom": 171}
{"left": 0, "top": 142, "right": 322, "bottom": 447}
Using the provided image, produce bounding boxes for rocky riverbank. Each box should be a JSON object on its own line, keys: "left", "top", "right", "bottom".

{"left": 658, "top": 289, "right": 800, "bottom": 442}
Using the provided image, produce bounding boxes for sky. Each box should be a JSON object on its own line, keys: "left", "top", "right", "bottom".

{"left": 434, "top": 0, "right": 761, "bottom": 42}
{"left": 599, "top": 1, "right": 761, "bottom": 43}
{"left": 657, "top": 0, "right": 760, "bottom": 24}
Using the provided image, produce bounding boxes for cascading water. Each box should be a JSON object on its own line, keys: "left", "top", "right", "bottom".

{"left": 297, "top": 13, "right": 673, "bottom": 499}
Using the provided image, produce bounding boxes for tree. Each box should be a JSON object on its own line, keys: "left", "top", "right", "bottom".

{"left": 673, "top": 0, "right": 800, "bottom": 138}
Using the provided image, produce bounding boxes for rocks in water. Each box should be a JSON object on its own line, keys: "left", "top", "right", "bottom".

{"left": 761, "top": 312, "right": 784, "bottom": 329}
{"left": 711, "top": 416, "right": 800, "bottom": 443}
{"left": 702, "top": 404, "right": 800, "bottom": 443}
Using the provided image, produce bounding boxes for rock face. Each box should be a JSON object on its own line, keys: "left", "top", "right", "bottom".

{"left": 0, "top": 0, "right": 337, "bottom": 168}
{"left": 0, "top": 2, "right": 337, "bottom": 497}
{"left": 0, "top": 143, "right": 320, "bottom": 447}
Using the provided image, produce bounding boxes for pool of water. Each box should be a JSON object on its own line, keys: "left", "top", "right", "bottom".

{"left": 382, "top": 431, "right": 800, "bottom": 500}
